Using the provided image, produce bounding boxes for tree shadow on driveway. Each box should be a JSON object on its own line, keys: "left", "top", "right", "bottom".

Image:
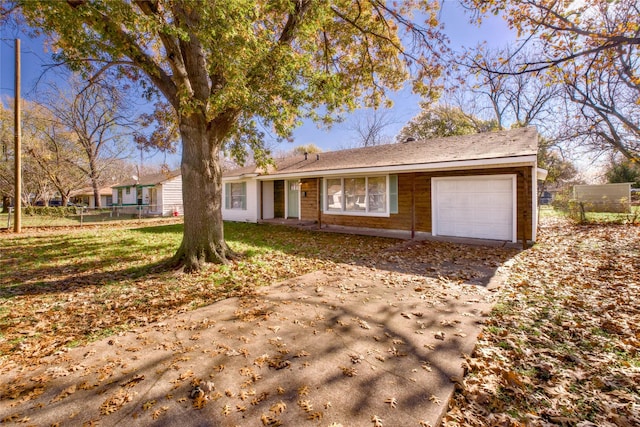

{"left": 0, "top": 265, "right": 503, "bottom": 427}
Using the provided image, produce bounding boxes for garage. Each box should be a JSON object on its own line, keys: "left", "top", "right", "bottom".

{"left": 432, "top": 175, "right": 516, "bottom": 242}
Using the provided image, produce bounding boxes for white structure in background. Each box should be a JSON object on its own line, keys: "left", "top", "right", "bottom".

{"left": 111, "top": 170, "right": 183, "bottom": 216}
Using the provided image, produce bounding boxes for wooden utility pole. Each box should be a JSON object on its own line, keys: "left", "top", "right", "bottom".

{"left": 14, "top": 38, "right": 21, "bottom": 233}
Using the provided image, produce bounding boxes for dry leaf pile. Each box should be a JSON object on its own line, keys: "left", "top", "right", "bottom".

{"left": 445, "top": 217, "right": 640, "bottom": 426}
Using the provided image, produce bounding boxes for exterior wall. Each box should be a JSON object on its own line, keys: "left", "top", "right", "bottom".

{"left": 222, "top": 178, "right": 259, "bottom": 222}
{"left": 314, "top": 167, "right": 534, "bottom": 241}
{"left": 300, "top": 178, "right": 320, "bottom": 222}
{"left": 77, "top": 192, "right": 112, "bottom": 207}
{"left": 318, "top": 173, "right": 418, "bottom": 231}
{"left": 112, "top": 186, "right": 137, "bottom": 205}
{"left": 262, "top": 181, "right": 275, "bottom": 219}
{"left": 160, "top": 176, "right": 184, "bottom": 215}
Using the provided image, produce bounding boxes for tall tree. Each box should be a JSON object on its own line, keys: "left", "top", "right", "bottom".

{"left": 605, "top": 158, "right": 640, "bottom": 187}
{"left": 291, "top": 144, "right": 323, "bottom": 155}
{"left": 455, "top": 46, "right": 562, "bottom": 131}
{"left": 41, "top": 78, "right": 134, "bottom": 207}
{"left": 0, "top": 103, "right": 13, "bottom": 212}
{"left": 17, "top": 0, "right": 446, "bottom": 271}
{"left": 0, "top": 101, "right": 59, "bottom": 207}
{"left": 21, "top": 100, "right": 87, "bottom": 206}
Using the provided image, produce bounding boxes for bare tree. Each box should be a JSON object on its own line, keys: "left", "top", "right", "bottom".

{"left": 346, "top": 109, "right": 397, "bottom": 147}
{"left": 42, "top": 78, "right": 134, "bottom": 207}
{"left": 20, "top": 100, "right": 87, "bottom": 205}
{"left": 456, "top": 46, "right": 562, "bottom": 131}
{"left": 562, "top": 58, "right": 639, "bottom": 161}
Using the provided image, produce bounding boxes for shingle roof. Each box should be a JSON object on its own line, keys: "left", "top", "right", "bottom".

{"left": 112, "top": 170, "right": 181, "bottom": 188}
{"left": 225, "top": 126, "right": 538, "bottom": 178}
{"left": 71, "top": 186, "right": 114, "bottom": 196}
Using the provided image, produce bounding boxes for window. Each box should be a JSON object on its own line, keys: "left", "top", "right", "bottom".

{"left": 368, "top": 176, "right": 387, "bottom": 213}
{"left": 324, "top": 176, "right": 392, "bottom": 215}
{"left": 126, "top": 187, "right": 131, "bottom": 195}
{"left": 326, "top": 178, "right": 342, "bottom": 211}
{"left": 345, "top": 178, "right": 366, "bottom": 212}
{"left": 225, "top": 182, "right": 247, "bottom": 210}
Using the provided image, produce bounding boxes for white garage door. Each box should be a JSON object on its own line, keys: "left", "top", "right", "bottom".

{"left": 432, "top": 175, "right": 516, "bottom": 241}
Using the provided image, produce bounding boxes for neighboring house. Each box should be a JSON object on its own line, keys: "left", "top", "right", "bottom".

{"left": 111, "top": 170, "right": 183, "bottom": 216}
{"left": 222, "top": 127, "right": 547, "bottom": 243}
{"left": 70, "top": 186, "right": 113, "bottom": 208}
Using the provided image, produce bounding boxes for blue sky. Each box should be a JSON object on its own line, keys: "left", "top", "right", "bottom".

{"left": 1, "top": 2, "right": 514, "bottom": 166}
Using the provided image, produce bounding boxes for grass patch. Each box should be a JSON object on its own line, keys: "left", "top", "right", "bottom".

{"left": 0, "top": 221, "right": 398, "bottom": 364}
{"left": 540, "top": 204, "right": 640, "bottom": 224}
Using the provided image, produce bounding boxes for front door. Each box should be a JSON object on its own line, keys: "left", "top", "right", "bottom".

{"left": 287, "top": 180, "right": 299, "bottom": 218}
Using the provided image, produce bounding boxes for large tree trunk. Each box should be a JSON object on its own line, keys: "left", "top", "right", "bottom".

{"left": 89, "top": 158, "right": 102, "bottom": 208}
{"left": 172, "top": 113, "right": 230, "bottom": 272}
{"left": 91, "top": 181, "right": 102, "bottom": 208}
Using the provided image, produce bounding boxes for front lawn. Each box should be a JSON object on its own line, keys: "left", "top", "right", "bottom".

{"left": 445, "top": 217, "right": 640, "bottom": 426}
{"left": 0, "top": 222, "right": 397, "bottom": 366}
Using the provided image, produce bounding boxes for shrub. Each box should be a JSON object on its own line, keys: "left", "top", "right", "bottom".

{"left": 24, "top": 206, "right": 75, "bottom": 217}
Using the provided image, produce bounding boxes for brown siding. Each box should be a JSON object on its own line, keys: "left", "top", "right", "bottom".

{"left": 274, "top": 180, "right": 285, "bottom": 218}
{"left": 300, "top": 178, "right": 319, "bottom": 221}
{"left": 318, "top": 167, "right": 534, "bottom": 241}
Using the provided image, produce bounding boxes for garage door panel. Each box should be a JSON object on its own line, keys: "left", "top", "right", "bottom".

{"left": 433, "top": 176, "right": 514, "bottom": 241}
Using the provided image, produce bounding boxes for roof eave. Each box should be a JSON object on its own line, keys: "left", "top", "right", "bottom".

{"left": 253, "top": 155, "right": 539, "bottom": 180}
{"left": 222, "top": 173, "right": 261, "bottom": 181}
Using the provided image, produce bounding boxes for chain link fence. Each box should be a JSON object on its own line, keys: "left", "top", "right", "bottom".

{"left": 2, "top": 204, "right": 184, "bottom": 230}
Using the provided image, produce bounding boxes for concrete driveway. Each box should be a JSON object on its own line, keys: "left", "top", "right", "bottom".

{"left": 0, "top": 239, "right": 517, "bottom": 426}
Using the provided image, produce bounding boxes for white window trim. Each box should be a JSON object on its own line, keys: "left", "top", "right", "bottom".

{"left": 431, "top": 174, "right": 517, "bottom": 242}
{"left": 225, "top": 181, "right": 247, "bottom": 211}
{"left": 323, "top": 175, "right": 390, "bottom": 217}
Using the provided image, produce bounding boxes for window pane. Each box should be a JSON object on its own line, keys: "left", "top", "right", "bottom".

{"left": 345, "top": 178, "right": 366, "bottom": 212}
{"left": 368, "top": 176, "right": 386, "bottom": 213}
{"left": 327, "top": 178, "right": 342, "bottom": 211}
{"left": 230, "top": 182, "right": 246, "bottom": 209}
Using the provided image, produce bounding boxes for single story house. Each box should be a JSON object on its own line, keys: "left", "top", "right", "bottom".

{"left": 222, "top": 127, "right": 547, "bottom": 243}
{"left": 111, "top": 170, "right": 183, "bottom": 216}
{"left": 70, "top": 186, "right": 113, "bottom": 208}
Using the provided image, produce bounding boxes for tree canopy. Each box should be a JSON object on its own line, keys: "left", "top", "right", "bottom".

{"left": 396, "top": 104, "right": 497, "bottom": 142}
{"left": 15, "top": 0, "right": 447, "bottom": 271}
{"left": 605, "top": 159, "right": 640, "bottom": 187}
{"left": 460, "top": 0, "right": 639, "bottom": 161}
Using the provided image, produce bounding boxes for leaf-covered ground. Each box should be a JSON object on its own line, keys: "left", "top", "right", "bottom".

{"left": 2, "top": 217, "right": 638, "bottom": 426}
{"left": 0, "top": 222, "right": 401, "bottom": 368}
{"left": 0, "top": 220, "right": 519, "bottom": 427}
{"left": 445, "top": 217, "right": 640, "bottom": 426}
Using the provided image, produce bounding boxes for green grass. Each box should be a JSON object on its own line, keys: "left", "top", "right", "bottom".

{"left": 0, "top": 221, "right": 399, "bottom": 362}
{"left": 539, "top": 205, "right": 640, "bottom": 223}
{"left": 0, "top": 210, "right": 178, "bottom": 228}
